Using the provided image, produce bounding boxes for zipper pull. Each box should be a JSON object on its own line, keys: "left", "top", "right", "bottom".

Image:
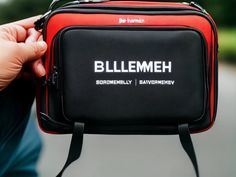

{"left": 43, "top": 66, "right": 58, "bottom": 88}
{"left": 35, "top": 10, "right": 52, "bottom": 30}
{"left": 188, "top": 1, "right": 208, "bottom": 14}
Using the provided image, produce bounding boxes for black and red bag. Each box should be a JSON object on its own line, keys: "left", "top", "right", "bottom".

{"left": 35, "top": 1, "right": 218, "bottom": 177}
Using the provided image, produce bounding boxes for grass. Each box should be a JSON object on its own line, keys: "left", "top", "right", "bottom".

{"left": 219, "top": 28, "right": 236, "bottom": 63}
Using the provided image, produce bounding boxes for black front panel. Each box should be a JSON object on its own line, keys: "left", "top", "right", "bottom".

{"left": 56, "top": 27, "right": 207, "bottom": 125}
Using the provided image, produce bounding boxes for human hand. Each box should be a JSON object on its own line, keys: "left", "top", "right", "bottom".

{"left": 0, "top": 16, "right": 47, "bottom": 91}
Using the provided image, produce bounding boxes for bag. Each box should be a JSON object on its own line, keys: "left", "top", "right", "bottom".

{"left": 35, "top": 1, "right": 218, "bottom": 177}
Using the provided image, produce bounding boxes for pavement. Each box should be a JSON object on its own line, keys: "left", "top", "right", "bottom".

{"left": 37, "top": 63, "right": 236, "bottom": 177}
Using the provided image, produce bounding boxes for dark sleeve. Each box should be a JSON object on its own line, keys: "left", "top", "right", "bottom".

{"left": 0, "top": 80, "right": 36, "bottom": 147}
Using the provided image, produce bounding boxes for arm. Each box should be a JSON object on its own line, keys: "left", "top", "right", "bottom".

{"left": 0, "top": 16, "right": 47, "bottom": 147}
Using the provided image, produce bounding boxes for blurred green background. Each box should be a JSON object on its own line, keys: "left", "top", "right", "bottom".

{"left": 0, "top": 0, "right": 235, "bottom": 63}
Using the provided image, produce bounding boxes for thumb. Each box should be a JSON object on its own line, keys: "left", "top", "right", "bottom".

{"left": 18, "top": 41, "right": 47, "bottom": 63}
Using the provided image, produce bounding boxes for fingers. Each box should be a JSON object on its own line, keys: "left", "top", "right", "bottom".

{"left": 10, "top": 15, "right": 41, "bottom": 29}
{"left": 26, "top": 28, "right": 41, "bottom": 43}
{"left": 0, "top": 16, "right": 42, "bottom": 43}
{"left": 30, "top": 59, "right": 46, "bottom": 77}
{"left": 38, "top": 35, "right": 43, "bottom": 41}
{"left": 0, "top": 24, "right": 27, "bottom": 42}
{"left": 2, "top": 26, "right": 47, "bottom": 79}
{"left": 26, "top": 28, "right": 46, "bottom": 77}
{"left": 18, "top": 41, "right": 47, "bottom": 65}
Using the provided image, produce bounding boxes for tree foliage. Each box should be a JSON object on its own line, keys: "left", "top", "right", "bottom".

{"left": 0, "top": 0, "right": 49, "bottom": 24}
{"left": 0, "top": 0, "right": 235, "bottom": 27}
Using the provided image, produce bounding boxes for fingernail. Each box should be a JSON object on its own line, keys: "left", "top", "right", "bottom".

{"left": 37, "top": 63, "right": 46, "bottom": 76}
{"left": 38, "top": 41, "right": 47, "bottom": 51}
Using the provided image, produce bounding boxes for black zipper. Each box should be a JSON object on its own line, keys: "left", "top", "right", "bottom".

{"left": 60, "top": 4, "right": 203, "bottom": 11}
{"left": 42, "top": 35, "right": 60, "bottom": 88}
{"left": 43, "top": 66, "right": 58, "bottom": 87}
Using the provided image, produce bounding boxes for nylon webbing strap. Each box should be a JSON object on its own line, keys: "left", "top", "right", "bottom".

{"left": 55, "top": 122, "right": 199, "bottom": 177}
{"left": 56, "top": 122, "right": 85, "bottom": 177}
{"left": 178, "top": 124, "right": 199, "bottom": 177}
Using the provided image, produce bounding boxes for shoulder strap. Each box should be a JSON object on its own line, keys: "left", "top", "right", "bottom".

{"left": 56, "top": 122, "right": 85, "bottom": 177}
{"left": 178, "top": 124, "right": 199, "bottom": 177}
{"left": 55, "top": 122, "right": 199, "bottom": 177}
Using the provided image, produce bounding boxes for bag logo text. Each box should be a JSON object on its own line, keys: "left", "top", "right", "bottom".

{"left": 94, "top": 61, "right": 172, "bottom": 73}
{"left": 119, "top": 18, "right": 145, "bottom": 24}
